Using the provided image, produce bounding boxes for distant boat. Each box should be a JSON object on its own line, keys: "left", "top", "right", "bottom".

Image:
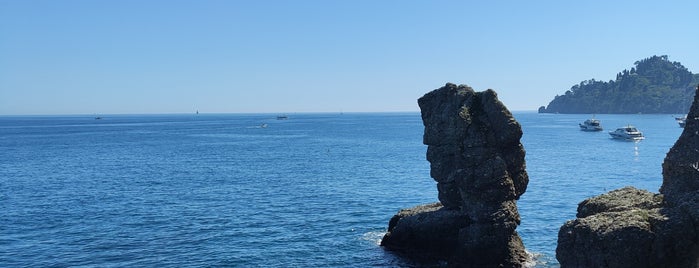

{"left": 277, "top": 115, "right": 288, "bottom": 120}
{"left": 675, "top": 115, "right": 686, "bottom": 128}
{"left": 609, "top": 125, "right": 644, "bottom": 141}
{"left": 94, "top": 117, "right": 102, "bottom": 120}
{"left": 579, "top": 118, "right": 603, "bottom": 131}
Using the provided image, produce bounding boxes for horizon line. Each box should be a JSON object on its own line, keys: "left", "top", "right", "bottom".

{"left": 0, "top": 110, "right": 542, "bottom": 117}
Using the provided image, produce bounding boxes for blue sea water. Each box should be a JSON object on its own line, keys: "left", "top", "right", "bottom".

{"left": 0, "top": 112, "right": 683, "bottom": 267}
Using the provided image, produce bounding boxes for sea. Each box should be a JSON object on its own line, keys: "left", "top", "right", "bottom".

{"left": 0, "top": 112, "right": 684, "bottom": 267}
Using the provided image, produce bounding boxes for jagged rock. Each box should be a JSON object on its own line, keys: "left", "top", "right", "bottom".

{"left": 381, "top": 83, "right": 529, "bottom": 267}
{"left": 660, "top": 83, "right": 699, "bottom": 267}
{"left": 380, "top": 202, "right": 468, "bottom": 261}
{"left": 557, "top": 86, "right": 699, "bottom": 268}
{"left": 662, "top": 84, "right": 699, "bottom": 215}
{"left": 556, "top": 187, "right": 694, "bottom": 267}
{"left": 575, "top": 186, "right": 663, "bottom": 218}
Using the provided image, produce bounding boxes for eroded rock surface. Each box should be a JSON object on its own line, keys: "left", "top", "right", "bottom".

{"left": 381, "top": 83, "right": 529, "bottom": 267}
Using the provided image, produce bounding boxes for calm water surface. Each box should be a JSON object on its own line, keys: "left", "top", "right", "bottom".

{"left": 0, "top": 112, "right": 683, "bottom": 267}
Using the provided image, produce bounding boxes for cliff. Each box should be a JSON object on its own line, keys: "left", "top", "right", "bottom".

{"left": 381, "top": 83, "right": 529, "bottom": 267}
{"left": 556, "top": 85, "right": 699, "bottom": 267}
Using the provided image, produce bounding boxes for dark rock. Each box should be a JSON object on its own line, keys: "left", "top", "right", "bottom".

{"left": 662, "top": 83, "right": 699, "bottom": 204}
{"left": 381, "top": 83, "right": 529, "bottom": 267}
{"left": 556, "top": 86, "right": 699, "bottom": 268}
{"left": 557, "top": 187, "right": 697, "bottom": 268}
{"left": 380, "top": 202, "right": 468, "bottom": 261}
{"left": 575, "top": 186, "right": 663, "bottom": 218}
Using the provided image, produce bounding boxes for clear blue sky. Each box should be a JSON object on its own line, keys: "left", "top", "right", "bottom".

{"left": 2, "top": 1, "right": 698, "bottom": 115}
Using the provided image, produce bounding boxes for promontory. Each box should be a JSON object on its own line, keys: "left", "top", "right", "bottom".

{"left": 539, "top": 55, "right": 699, "bottom": 114}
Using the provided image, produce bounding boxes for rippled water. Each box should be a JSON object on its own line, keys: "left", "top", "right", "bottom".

{"left": 0, "top": 112, "right": 682, "bottom": 267}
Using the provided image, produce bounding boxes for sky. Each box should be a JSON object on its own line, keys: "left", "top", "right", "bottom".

{"left": 1, "top": 0, "right": 699, "bottom": 115}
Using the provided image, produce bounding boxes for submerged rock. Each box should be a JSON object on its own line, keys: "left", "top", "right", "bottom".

{"left": 556, "top": 86, "right": 699, "bottom": 268}
{"left": 381, "top": 83, "right": 529, "bottom": 267}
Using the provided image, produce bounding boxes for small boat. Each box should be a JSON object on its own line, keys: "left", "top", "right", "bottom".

{"left": 579, "top": 118, "right": 603, "bottom": 131}
{"left": 276, "top": 115, "right": 288, "bottom": 120}
{"left": 609, "top": 125, "right": 644, "bottom": 141}
{"left": 675, "top": 115, "right": 686, "bottom": 128}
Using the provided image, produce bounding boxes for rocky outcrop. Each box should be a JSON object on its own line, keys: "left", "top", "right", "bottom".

{"left": 556, "top": 187, "right": 695, "bottom": 267}
{"left": 661, "top": 84, "right": 699, "bottom": 224}
{"left": 557, "top": 86, "right": 699, "bottom": 268}
{"left": 381, "top": 83, "right": 530, "bottom": 267}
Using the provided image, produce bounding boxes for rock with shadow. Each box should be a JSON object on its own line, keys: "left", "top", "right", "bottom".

{"left": 381, "top": 83, "right": 530, "bottom": 267}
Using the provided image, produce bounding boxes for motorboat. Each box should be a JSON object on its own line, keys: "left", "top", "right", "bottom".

{"left": 675, "top": 115, "right": 686, "bottom": 128}
{"left": 677, "top": 118, "right": 686, "bottom": 128}
{"left": 609, "top": 125, "right": 644, "bottom": 140}
{"left": 579, "top": 118, "right": 603, "bottom": 131}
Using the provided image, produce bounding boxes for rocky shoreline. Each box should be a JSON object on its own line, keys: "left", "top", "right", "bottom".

{"left": 557, "top": 86, "right": 699, "bottom": 267}
{"left": 382, "top": 83, "right": 699, "bottom": 267}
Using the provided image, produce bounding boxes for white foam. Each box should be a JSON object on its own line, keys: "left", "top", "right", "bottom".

{"left": 361, "top": 231, "right": 386, "bottom": 246}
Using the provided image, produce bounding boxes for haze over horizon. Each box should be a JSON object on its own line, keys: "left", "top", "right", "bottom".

{"left": 2, "top": 1, "right": 698, "bottom": 115}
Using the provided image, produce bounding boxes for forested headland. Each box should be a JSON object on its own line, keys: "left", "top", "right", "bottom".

{"left": 538, "top": 55, "right": 699, "bottom": 114}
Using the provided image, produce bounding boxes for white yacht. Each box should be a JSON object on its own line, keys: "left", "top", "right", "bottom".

{"left": 675, "top": 115, "right": 687, "bottom": 128}
{"left": 609, "top": 126, "right": 644, "bottom": 140}
{"left": 579, "top": 118, "right": 603, "bottom": 131}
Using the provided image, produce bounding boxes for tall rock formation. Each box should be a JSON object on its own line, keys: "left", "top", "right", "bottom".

{"left": 661, "top": 85, "right": 699, "bottom": 220}
{"left": 557, "top": 85, "right": 699, "bottom": 267}
{"left": 381, "top": 83, "right": 530, "bottom": 267}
